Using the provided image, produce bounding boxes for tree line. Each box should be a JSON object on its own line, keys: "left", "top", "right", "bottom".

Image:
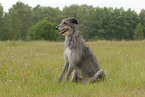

{"left": 0, "top": 1, "right": 145, "bottom": 41}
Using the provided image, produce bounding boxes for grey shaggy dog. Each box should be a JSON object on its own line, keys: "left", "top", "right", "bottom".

{"left": 56, "top": 17, "right": 105, "bottom": 83}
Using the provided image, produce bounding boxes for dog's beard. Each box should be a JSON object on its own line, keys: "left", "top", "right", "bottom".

{"left": 62, "top": 31, "right": 69, "bottom": 36}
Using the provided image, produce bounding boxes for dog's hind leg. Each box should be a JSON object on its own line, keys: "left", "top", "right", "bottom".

{"left": 90, "top": 70, "right": 105, "bottom": 83}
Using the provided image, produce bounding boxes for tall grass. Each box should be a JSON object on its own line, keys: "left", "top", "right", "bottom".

{"left": 0, "top": 40, "right": 145, "bottom": 97}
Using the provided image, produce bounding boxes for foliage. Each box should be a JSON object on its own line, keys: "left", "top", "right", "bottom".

{"left": 27, "top": 18, "right": 58, "bottom": 41}
{"left": 134, "top": 23, "right": 144, "bottom": 40}
{"left": 139, "top": 9, "right": 145, "bottom": 38}
{"left": 8, "top": 2, "right": 33, "bottom": 40}
{"left": 0, "top": 2, "right": 145, "bottom": 41}
{"left": 0, "top": 41, "right": 145, "bottom": 96}
{"left": 32, "top": 5, "right": 62, "bottom": 24}
{"left": 0, "top": 4, "right": 4, "bottom": 40}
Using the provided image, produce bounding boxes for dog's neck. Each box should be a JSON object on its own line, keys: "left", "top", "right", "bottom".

{"left": 65, "top": 30, "right": 85, "bottom": 49}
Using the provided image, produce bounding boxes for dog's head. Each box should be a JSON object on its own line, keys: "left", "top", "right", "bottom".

{"left": 56, "top": 17, "right": 78, "bottom": 36}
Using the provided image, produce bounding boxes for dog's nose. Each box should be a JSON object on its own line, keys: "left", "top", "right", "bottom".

{"left": 56, "top": 26, "right": 59, "bottom": 30}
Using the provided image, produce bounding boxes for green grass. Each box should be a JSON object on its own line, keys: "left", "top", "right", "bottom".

{"left": 0, "top": 40, "right": 145, "bottom": 97}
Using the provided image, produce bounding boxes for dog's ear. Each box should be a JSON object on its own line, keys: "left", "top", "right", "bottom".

{"left": 69, "top": 17, "right": 78, "bottom": 24}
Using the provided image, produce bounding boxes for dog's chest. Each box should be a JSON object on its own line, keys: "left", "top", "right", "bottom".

{"left": 64, "top": 47, "right": 72, "bottom": 60}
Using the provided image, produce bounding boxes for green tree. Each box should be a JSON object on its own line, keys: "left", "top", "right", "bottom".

{"left": 27, "top": 18, "right": 58, "bottom": 41}
{"left": 101, "top": 7, "right": 114, "bottom": 40}
{"left": 0, "top": 4, "right": 3, "bottom": 40}
{"left": 33, "top": 5, "right": 62, "bottom": 24}
{"left": 123, "top": 9, "right": 138, "bottom": 40}
{"left": 1, "top": 2, "right": 145, "bottom": 41}
{"left": 0, "top": 4, "right": 3, "bottom": 25}
{"left": 63, "top": 4, "right": 79, "bottom": 18}
{"left": 0, "top": 4, "right": 6, "bottom": 40}
{"left": 0, "top": 13, "right": 11, "bottom": 40}
{"left": 0, "top": 4, "right": 9, "bottom": 41}
{"left": 139, "top": 9, "right": 145, "bottom": 38}
{"left": 134, "top": 23, "right": 144, "bottom": 40}
{"left": 8, "top": 1, "right": 33, "bottom": 40}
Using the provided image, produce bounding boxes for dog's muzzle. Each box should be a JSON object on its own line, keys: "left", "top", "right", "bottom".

{"left": 56, "top": 26, "right": 59, "bottom": 30}
{"left": 56, "top": 26, "right": 68, "bottom": 35}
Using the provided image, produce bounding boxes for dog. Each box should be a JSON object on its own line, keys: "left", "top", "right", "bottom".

{"left": 56, "top": 17, "right": 105, "bottom": 83}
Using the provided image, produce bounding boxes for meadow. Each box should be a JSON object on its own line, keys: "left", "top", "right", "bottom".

{"left": 0, "top": 40, "right": 145, "bottom": 97}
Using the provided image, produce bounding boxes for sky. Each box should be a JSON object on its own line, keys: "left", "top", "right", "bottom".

{"left": 0, "top": 0, "right": 145, "bottom": 13}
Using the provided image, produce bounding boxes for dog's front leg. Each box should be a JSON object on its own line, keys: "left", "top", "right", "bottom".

{"left": 65, "top": 63, "right": 75, "bottom": 82}
{"left": 71, "top": 70, "right": 77, "bottom": 82}
{"left": 58, "top": 61, "right": 69, "bottom": 82}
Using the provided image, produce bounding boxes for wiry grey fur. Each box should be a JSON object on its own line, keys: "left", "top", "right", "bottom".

{"left": 56, "top": 17, "right": 105, "bottom": 83}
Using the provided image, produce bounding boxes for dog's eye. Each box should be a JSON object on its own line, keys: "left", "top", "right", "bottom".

{"left": 64, "top": 22, "right": 67, "bottom": 24}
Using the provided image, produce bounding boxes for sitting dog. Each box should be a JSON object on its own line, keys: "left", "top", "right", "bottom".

{"left": 56, "top": 17, "right": 105, "bottom": 83}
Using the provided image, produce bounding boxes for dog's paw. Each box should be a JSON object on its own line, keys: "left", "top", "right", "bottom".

{"left": 58, "top": 76, "right": 63, "bottom": 83}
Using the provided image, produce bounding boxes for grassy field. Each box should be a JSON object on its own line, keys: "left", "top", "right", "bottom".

{"left": 0, "top": 40, "right": 145, "bottom": 97}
